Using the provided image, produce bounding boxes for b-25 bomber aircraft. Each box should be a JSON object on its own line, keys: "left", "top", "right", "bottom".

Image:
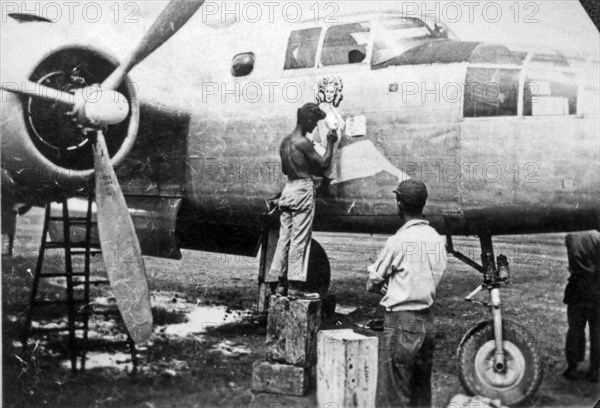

{"left": 1, "top": 1, "right": 599, "bottom": 404}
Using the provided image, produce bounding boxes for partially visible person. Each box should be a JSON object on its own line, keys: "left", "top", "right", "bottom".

{"left": 268, "top": 103, "right": 338, "bottom": 299}
{"left": 563, "top": 230, "right": 600, "bottom": 382}
{"left": 366, "top": 179, "right": 447, "bottom": 407}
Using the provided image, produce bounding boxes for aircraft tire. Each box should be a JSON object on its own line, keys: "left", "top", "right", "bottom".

{"left": 305, "top": 239, "right": 331, "bottom": 296}
{"left": 457, "top": 319, "right": 543, "bottom": 405}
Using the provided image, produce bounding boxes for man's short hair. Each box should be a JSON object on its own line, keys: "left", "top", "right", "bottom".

{"left": 393, "top": 179, "right": 428, "bottom": 215}
{"left": 297, "top": 103, "right": 326, "bottom": 123}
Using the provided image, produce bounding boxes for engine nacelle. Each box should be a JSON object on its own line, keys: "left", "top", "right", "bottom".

{"left": 1, "top": 43, "right": 139, "bottom": 205}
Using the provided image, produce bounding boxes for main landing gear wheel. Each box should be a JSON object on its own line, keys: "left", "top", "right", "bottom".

{"left": 305, "top": 239, "right": 331, "bottom": 296}
{"left": 458, "top": 320, "right": 543, "bottom": 406}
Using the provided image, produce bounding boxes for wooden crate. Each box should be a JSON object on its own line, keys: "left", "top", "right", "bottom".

{"left": 317, "top": 329, "right": 378, "bottom": 408}
{"left": 252, "top": 360, "right": 311, "bottom": 396}
{"left": 266, "top": 296, "right": 321, "bottom": 367}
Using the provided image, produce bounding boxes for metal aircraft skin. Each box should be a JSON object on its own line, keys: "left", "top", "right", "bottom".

{"left": 2, "top": 8, "right": 598, "bottom": 260}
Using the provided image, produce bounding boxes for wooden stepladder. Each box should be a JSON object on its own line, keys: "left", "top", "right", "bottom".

{"left": 21, "top": 191, "right": 137, "bottom": 373}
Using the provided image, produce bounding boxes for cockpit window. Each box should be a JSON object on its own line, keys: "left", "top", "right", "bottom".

{"left": 464, "top": 68, "right": 520, "bottom": 117}
{"left": 470, "top": 44, "right": 527, "bottom": 65}
{"left": 321, "top": 22, "right": 370, "bottom": 66}
{"left": 284, "top": 28, "right": 321, "bottom": 70}
{"left": 372, "top": 18, "right": 433, "bottom": 66}
{"left": 464, "top": 67, "right": 577, "bottom": 118}
{"left": 524, "top": 70, "right": 577, "bottom": 116}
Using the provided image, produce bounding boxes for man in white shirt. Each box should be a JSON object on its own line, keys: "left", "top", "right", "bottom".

{"left": 366, "top": 179, "right": 447, "bottom": 407}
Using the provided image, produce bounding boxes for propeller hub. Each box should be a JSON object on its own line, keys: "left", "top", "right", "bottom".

{"left": 73, "top": 85, "right": 130, "bottom": 127}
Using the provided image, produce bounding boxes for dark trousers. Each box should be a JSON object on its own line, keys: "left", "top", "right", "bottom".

{"left": 376, "top": 310, "right": 435, "bottom": 408}
{"left": 566, "top": 302, "right": 600, "bottom": 371}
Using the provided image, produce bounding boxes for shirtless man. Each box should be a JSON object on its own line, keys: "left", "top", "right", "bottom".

{"left": 269, "top": 103, "right": 338, "bottom": 299}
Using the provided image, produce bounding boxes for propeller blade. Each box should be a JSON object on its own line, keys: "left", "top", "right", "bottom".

{"left": 84, "top": 0, "right": 205, "bottom": 342}
{"left": 92, "top": 130, "right": 153, "bottom": 343}
{"left": 87, "top": 0, "right": 204, "bottom": 343}
{"left": 1, "top": 81, "right": 75, "bottom": 107}
{"left": 2, "top": 82, "right": 130, "bottom": 126}
{"left": 102, "top": 0, "right": 204, "bottom": 90}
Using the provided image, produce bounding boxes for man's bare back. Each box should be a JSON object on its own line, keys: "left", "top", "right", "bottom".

{"left": 280, "top": 130, "right": 337, "bottom": 181}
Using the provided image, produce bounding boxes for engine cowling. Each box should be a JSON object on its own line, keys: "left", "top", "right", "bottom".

{"left": 1, "top": 44, "right": 139, "bottom": 205}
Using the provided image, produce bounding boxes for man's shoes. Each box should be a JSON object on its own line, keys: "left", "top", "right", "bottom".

{"left": 288, "top": 281, "right": 320, "bottom": 300}
{"left": 562, "top": 366, "right": 579, "bottom": 381}
{"left": 274, "top": 278, "right": 288, "bottom": 297}
{"left": 585, "top": 369, "right": 599, "bottom": 383}
{"left": 275, "top": 284, "right": 287, "bottom": 297}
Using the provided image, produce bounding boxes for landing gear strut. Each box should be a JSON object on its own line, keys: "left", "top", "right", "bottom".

{"left": 448, "top": 235, "right": 543, "bottom": 405}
